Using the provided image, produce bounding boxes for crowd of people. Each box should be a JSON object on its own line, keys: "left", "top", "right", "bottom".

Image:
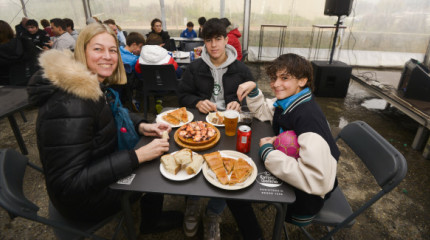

{"left": 1, "top": 15, "right": 338, "bottom": 240}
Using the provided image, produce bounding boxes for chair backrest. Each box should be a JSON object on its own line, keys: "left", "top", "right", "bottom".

{"left": 169, "top": 38, "right": 177, "bottom": 51}
{"left": 139, "top": 64, "right": 179, "bottom": 93}
{"left": 181, "top": 41, "right": 204, "bottom": 52}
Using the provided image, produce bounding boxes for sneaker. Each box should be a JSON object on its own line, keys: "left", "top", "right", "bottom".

{"left": 155, "top": 99, "right": 163, "bottom": 114}
{"left": 183, "top": 198, "right": 201, "bottom": 237}
{"left": 203, "top": 210, "right": 221, "bottom": 240}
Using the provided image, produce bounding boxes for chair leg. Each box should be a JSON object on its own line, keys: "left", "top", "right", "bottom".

{"left": 19, "top": 111, "right": 27, "bottom": 122}
{"left": 299, "top": 226, "right": 317, "bottom": 240}
{"left": 283, "top": 222, "right": 290, "bottom": 240}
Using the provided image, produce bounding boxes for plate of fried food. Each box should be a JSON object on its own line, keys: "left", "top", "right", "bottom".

{"left": 160, "top": 148, "right": 204, "bottom": 181}
{"left": 156, "top": 107, "right": 194, "bottom": 128}
{"left": 174, "top": 121, "right": 220, "bottom": 151}
{"left": 202, "top": 150, "right": 257, "bottom": 190}
{"left": 206, "top": 111, "right": 225, "bottom": 127}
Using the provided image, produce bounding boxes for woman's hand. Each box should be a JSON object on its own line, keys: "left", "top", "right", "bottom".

{"left": 237, "top": 81, "right": 257, "bottom": 102}
{"left": 226, "top": 101, "right": 241, "bottom": 112}
{"left": 259, "top": 136, "right": 276, "bottom": 147}
{"left": 138, "top": 122, "right": 171, "bottom": 137}
{"left": 196, "top": 100, "right": 217, "bottom": 114}
{"left": 135, "top": 138, "right": 169, "bottom": 163}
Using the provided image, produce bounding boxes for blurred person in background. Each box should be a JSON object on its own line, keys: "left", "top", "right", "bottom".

{"left": 48, "top": 18, "right": 75, "bottom": 50}
{"left": 103, "top": 19, "right": 126, "bottom": 47}
{"left": 220, "top": 18, "right": 242, "bottom": 61}
{"left": 198, "top": 16, "right": 206, "bottom": 38}
{"left": 180, "top": 21, "right": 197, "bottom": 39}
{"left": 146, "top": 18, "right": 174, "bottom": 51}
{"left": 40, "top": 19, "right": 54, "bottom": 37}
{"left": 15, "top": 17, "right": 28, "bottom": 37}
{"left": 63, "top": 18, "right": 78, "bottom": 40}
{"left": 23, "top": 19, "right": 50, "bottom": 51}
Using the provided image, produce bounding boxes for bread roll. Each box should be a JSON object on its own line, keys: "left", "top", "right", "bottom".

{"left": 161, "top": 154, "right": 180, "bottom": 175}
{"left": 186, "top": 154, "right": 204, "bottom": 175}
{"left": 161, "top": 131, "right": 169, "bottom": 139}
{"left": 173, "top": 148, "right": 192, "bottom": 165}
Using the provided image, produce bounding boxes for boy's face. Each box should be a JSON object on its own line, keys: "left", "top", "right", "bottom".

{"left": 26, "top": 25, "right": 38, "bottom": 34}
{"left": 204, "top": 35, "right": 228, "bottom": 62}
{"left": 270, "top": 69, "right": 307, "bottom": 100}
{"left": 187, "top": 26, "right": 193, "bottom": 32}
{"left": 130, "top": 43, "right": 143, "bottom": 55}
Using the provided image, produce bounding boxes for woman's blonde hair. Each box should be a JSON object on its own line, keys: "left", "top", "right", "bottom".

{"left": 74, "top": 23, "right": 126, "bottom": 85}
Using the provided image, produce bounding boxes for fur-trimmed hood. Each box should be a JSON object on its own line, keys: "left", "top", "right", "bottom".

{"left": 28, "top": 49, "right": 103, "bottom": 106}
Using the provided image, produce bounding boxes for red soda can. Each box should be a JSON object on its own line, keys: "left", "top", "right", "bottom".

{"left": 236, "top": 125, "right": 252, "bottom": 153}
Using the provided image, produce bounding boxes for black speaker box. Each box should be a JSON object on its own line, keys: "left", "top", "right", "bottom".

{"left": 324, "top": 0, "right": 354, "bottom": 16}
{"left": 398, "top": 59, "right": 430, "bottom": 102}
{"left": 311, "top": 61, "right": 352, "bottom": 98}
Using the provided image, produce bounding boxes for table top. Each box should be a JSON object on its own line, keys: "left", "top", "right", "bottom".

{"left": 172, "top": 37, "right": 204, "bottom": 42}
{"left": 0, "top": 86, "right": 30, "bottom": 118}
{"left": 111, "top": 108, "right": 295, "bottom": 204}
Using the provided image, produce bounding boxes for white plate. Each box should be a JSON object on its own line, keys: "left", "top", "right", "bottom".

{"left": 205, "top": 112, "right": 240, "bottom": 127}
{"left": 160, "top": 151, "right": 203, "bottom": 181}
{"left": 174, "top": 51, "right": 190, "bottom": 59}
{"left": 202, "top": 150, "right": 258, "bottom": 190}
{"left": 156, "top": 109, "right": 194, "bottom": 128}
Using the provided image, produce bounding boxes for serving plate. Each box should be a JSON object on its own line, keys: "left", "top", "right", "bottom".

{"left": 159, "top": 151, "right": 202, "bottom": 181}
{"left": 156, "top": 109, "right": 194, "bottom": 128}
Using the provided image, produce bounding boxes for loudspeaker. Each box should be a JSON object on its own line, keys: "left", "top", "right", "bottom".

{"left": 311, "top": 61, "right": 352, "bottom": 98}
{"left": 324, "top": 0, "right": 354, "bottom": 16}
{"left": 398, "top": 59, "right": 430, "bottom": 102}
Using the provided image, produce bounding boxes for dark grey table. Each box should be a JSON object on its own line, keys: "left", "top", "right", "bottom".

{"left": 111, "top": 108, "right": 295, "bottom": 240}
{"left": 0, "top": 86, "right": 30, "bottom": 155}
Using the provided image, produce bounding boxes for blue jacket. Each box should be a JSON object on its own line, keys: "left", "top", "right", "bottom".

{"left": 120, "top": 46, "right": 139, "bottom": 68}
{"left": 180, "top": 29, "right": 197, "bottom": 38}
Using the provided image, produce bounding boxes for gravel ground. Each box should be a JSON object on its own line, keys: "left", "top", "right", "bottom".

{"left": 0, "top": 63, "right": 429, "bottom": 239}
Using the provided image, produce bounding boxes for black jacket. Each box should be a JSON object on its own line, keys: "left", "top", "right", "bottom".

{"left": 178, "top": 57, "right": 254, "bottom": 108}
{"left": 22, "top": 29, "right": 50, "bottom": 49}
{"left": 27, "top": 50, "right": 142, "bottom": 221}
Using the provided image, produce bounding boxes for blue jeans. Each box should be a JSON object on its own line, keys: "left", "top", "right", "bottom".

{"left": 189, "top": 196, "right": 226, "bottom": 215}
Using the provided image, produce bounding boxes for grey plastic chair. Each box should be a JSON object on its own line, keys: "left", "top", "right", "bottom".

{"left": 241, "top": 50, "right": 248, "bottom": 62}
{"left": 289, "top": 121, "right": 408, "bottom": 240}
{"left": 0, "top": 149, "right": 125, "bottom": 240}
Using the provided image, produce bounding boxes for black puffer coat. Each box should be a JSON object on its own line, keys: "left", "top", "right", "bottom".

{"left": 27, "top": 50, "right": 142, "bottom": 221}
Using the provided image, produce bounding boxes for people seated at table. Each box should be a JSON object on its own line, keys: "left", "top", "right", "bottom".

{"left": 135, "top": 33, "right": 183, "bottom": 113}
{"left": 177, "top": 18, "right": 256, "bottom": 239}
{"left": 40, "top": 19, "right": 54, "bottom": 37}
{"left": 198, "top": 16, "right": 206, "bottom": 38}
{"left": 180, "top": 21, "right": 197, "bottom": 39}
{"left": 230, "top": 53, "right": 340, "bottom": 237}
{"left": 0, "top": 20, "right": 38, "bottom": 86}
{"left": 220, "top": 18, "right": 242, "bottom": 61}
{"left": 146, "top": 18, "right": 174, "bottom": 51}
{"left": 63, "top": 18, "right": 78, "bottom": 40}
{"left": 26, "top": 22, "right": 183, "bottom": 235}
{"left": 120, "top": 32, "right": 145, "bottom": 67}
{"left": 47, "top": 18, "right": 75, "bottom": 50}
{"left": 23, "top": 19, "right": 50, "bottom": 51}
{"left": 103, "top": 19, "right": 126, "bottom": 47}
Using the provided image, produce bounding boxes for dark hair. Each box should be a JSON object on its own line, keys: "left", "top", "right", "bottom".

{"left": 0, "top": 20, "right": 14, "bottom": 43}
{"left": 40, "top": 19, "right": 50, "bottom": 28}
{"left": 145, "top": 33, "right": 163, "bottom": 45}
{"left": 103, "top": 19, "right": 116, "bottom": 26}
{"left": 198, "top": 17, "right": 206, "bottom": 26}
{"left": 220, "top": 18, "right": 231, "bottom": 28}
{"left": 187, "top": 21, "right": 194, "bottom": 27}
{"left": 126, "top": 32, "right": 145, "bottom": 46}
{"left": 151, "top": 18, "right": 162, "bottom": 28}
{"left": 50, "top": 18, "right": 66, "bottom": 30}
{"left": 63, "top": 18, "right": 74, "bottom": 30}
{"left": 25, "top": 19, "right": 38, "bottom": 28}
{"left": 202, "top": 18, "right": 227, "bottom": 39}
{"left": 266, "top": 53, "right": 314, "bottom": 92}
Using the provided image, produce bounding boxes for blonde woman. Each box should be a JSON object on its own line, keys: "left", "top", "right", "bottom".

{"left": 27, "top": 23, "right": 182, "bottom": 234}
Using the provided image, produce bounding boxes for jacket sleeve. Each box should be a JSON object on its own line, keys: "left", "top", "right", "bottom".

{"left": 178, "top": 64, "right": 205, "bottom": 107}
{"left": 246, "top": 89, "right": 276, "bottom": 123}
{"left": 261, "top": 132, "right": 337, "bottom": 197}
{"left": 224, "top": 62, "right": 254, "bottom": 105}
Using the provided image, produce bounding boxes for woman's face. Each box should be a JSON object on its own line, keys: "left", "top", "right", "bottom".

{"left": 152, "top": 21, "right": 162, "bottom": 33}
{"left": 85, "top": 32, "right": 118, "bottom": 82}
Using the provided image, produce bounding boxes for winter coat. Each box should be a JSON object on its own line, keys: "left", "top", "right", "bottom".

{"left": 27, "top": 49, "right": 142, "bottom": 221}
{"left": 227, "top": 26, "right": 242, "bottom": 61}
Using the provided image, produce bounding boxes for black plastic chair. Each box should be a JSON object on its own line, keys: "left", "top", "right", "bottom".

{"left": 287, "top": 121, "right": 408, "bottom": 240}
{"left": 180, "top": 41, "right": 204, "bottom": 52}
{"left": 241, "top": 49, "right": 248, "bottom": 62}
{"left": 0, "top": 149, "right": 125, "bottom": 240}
{"left": 138, "top": 64, "right": 179, "bottom": 119}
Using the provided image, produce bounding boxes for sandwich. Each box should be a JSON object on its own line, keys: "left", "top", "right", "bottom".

{"left": 174, "top": 148, "right": 193, "bottom": 165}
{"left": 204, "top": 151, "right": 229, "bottom": 185}
{"left": 161, "top": 154, "right": 181, "bottom": 175}
{"left": 186, "top": 154, "right": 204, "bottom": 175}
{"left": 222, "top": 157, "right": 236, "bottom": 174}
{"left": 229, "top": 158, "right": 253, "bottom": 185}
{"left": 162, "top": 114, "right": 180, "bottom": 125}
{"left": 169, "top": 107, "right": 188, "bottom": 123}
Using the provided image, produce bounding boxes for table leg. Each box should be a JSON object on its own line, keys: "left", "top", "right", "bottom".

{"left": 121, "top": 192, "right": 137, "bottom": 240}
{"left": 8, "top": 114, "right": 28, "bottom": 155}
{"left": 271, "top": 202, "right": 287, "bottom": 240}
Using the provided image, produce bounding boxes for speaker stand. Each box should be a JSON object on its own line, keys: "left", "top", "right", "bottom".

{"left": 329, "top": 15, "right": 342, "bottom": 64}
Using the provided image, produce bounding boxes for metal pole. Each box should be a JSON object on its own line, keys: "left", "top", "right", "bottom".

{"left": 160, "top": 0, "right": 166, "bottom": 30}
{"left": 19, "top": 0, "right": 28, "bottom": 17}
{"left": 242, "top": 0, "right": 251, "bottom": 51}
{"left": 82, "top": 0, "right": 90, "bottom": 21}
{"left": 220, "top": 0, "right": 225, "bottom": 18}
{"left": 329, "top": 15, "right": 341, "bottom": 64}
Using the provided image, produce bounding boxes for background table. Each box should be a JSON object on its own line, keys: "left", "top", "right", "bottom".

{"left": 111, "top": 108, "right": 295, "bottom": 240}
{"left": 0, "top": 86, "right": 31, "bottom": 155}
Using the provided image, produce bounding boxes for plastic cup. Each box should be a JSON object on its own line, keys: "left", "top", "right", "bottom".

{"left": 224, "top": 110, "right": 239, "bottom": 136}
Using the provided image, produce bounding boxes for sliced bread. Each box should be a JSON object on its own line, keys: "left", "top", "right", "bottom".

{"left": 161, "top": 154, "right": 180, "bottom": 175}
{"left": 173, "top": 148, "right": 193, "bottom": 165}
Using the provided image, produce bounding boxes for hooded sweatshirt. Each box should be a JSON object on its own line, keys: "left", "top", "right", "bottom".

{"left": 134, "top": 45, "right": 178, "bottom": 74}
{"left": 200, "top": 44, "right": 237, "bottom": 110}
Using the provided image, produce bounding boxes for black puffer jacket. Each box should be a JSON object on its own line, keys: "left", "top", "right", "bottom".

{"left": 27, "top": 50, "right": 142, "bottom": 221}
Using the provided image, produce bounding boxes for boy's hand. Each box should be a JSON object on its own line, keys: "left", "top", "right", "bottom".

{"left": 226, "top": 101, "right": 240, "bottom": 112}
{"left": 196, "top": 100, "right": 217, "bottom": 113}
{"left": 237, "top": 81, "right": 257, "bottom": 102}
{"left": 259, "top": 137, "right": 276, "bottom": 147}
